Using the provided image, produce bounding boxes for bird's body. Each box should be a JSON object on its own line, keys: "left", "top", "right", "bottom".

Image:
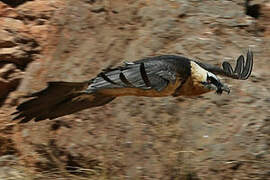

{"left": 13, "top": 50, "right": 253, "bottom": 123}
{"left": 88, "top": 55, "right": 191, "bottom": 97}
{"left": 91, "top": 60, "right": 211, "bottom": 97}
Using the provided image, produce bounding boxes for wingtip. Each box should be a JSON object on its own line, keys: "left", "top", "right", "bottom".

{"left": 11, "top": 110, "right": 20, "bottom": 116}
{"left": 19, "top": 117, "right": 32, "bottom": 123}
{"left": 242, "top": 49, "right": 253, "bottom": 80}
{"left": 247, "top": 49, "right": 253, "bottom": 77}
{"left": 222, "top": 61, "right": 233, "bottom": 75}
{"left": 234, "top": 55, "right": 244, "bottom": 77}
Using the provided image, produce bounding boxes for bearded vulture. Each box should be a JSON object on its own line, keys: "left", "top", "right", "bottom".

{"left": 13, "top": 50, "right": 253, "bottom": 123}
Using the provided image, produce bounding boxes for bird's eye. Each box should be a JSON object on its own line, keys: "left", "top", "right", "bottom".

{"left": 207, "top": 76, "right": 218, "bottom": 84}
{"left": 207, "top": 75, "right": 213, "bottom": 83}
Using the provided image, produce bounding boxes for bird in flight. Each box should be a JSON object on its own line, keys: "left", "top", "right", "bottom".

{"left": 13, "top": 50, "right": 253, "bottom": 123}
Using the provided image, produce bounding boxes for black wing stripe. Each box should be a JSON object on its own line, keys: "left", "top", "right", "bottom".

{"left": 241, "top": 50, "right": 253, "bottom": 79}
{"left": 234, "top": 55, "right": 244, "bottom": 77}
{"left": 98, "top": 72, "right": 120, "bottom": 85}
{"left": 119, "top": 72, "right": 135, "bottom": 87}
{"left": 140, "top": 63, "right": 151, "bottom": 87}
{"left": 247, "top": 50, "right": 253, "bottom": 78}
{"left": 222, "top": 62, "right": 234, "bottom": 75}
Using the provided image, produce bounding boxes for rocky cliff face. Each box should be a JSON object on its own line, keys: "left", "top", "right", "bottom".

{"left": 0, "top": 0, "right": 270, "bottom": 179}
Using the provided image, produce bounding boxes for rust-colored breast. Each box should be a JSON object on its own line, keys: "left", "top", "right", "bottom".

{"left": 176, "top": 77, "right": 210, "bottom": 96}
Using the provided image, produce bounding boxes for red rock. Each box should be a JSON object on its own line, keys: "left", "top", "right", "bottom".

{"left": 0, "top": 63, "right": 23, "bottom": 99}
{"left": 0, "top": 47, "right": 27, "bottom": 64}
{"left": 261, "top": 3, "right": 270, "bottom": 37}
{"left": 0, "top": 17, "right": 26, "bottom": 33}
{"left": 17, "top": 0, "right": 63, "bottom": 20}
{"left": 0, "top": 2, "right": 18, "bottom": 18}
{"left": 29, "top": 25, "right": 49, "bottom": 46}
{"left": 0, "top": 29, "right": 16, "bottom": 48}
{"left": 261, "top": 3, "right": 270, "bottom": 18}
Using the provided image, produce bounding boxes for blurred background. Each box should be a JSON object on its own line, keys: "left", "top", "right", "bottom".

{"left": 0, "top": 0, "right": 270, "bottom": 179}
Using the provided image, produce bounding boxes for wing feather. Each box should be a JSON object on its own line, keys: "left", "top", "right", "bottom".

{"left": 140, "top": 63, "right": 152, "bottom": 88}
{"left": 119, "top": 72, "right": 135, "bottom": 87}
{"left": 241, "top": 50, "right": 253, "bottom": 79}
{"left": 87, "top": 59, "right": 180, "bottom": 93}
{"left": 222, "top": 62, "right": 234, "bottom": 75}
{"left": 234, "top": 55, "right": 244, "bottom": 76}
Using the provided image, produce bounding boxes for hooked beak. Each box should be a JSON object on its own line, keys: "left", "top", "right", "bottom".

{"left": 216, "top": 84, "right": 230, "bottom": 95}
{"left": 202, "top": 82, "right": 230, "bottom": 95}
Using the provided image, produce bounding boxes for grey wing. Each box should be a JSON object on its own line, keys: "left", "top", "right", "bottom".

{"left": 87, "top": 60, "right": 177, "bottom": 93}
{"left": 195, "top": 49, "right": 253, "bottom": 80}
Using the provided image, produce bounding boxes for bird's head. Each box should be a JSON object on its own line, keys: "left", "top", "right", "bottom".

{"left": 201, "top": 72, "right": 230, "bottom": 95}
{"left": 189, "top": 61, "right": 230, "bottom": 95}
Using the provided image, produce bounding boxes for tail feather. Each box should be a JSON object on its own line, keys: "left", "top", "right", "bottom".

{"left": 36, "top": 94, "right": 115, "bottom": 121}
{"left": 25, "top": 81, "right": 86, "bottom": 98}
{"left": 13, "top": 81, "right": 115, "bottom": 123}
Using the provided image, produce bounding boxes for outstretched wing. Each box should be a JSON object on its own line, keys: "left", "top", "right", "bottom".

{"left": 87, "top": 56, "right": 188, "bottom": 94}
{"left": 194, "top": 49, "right": 253, "bottom": 80}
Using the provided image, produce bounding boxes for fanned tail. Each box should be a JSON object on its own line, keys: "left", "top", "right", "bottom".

{"left": 12, "top": 81, "right": 115, "bottom": 123}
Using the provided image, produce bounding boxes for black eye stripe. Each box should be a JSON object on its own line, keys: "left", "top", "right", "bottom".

{"left": 208, "top": 76, "right": 216, "bottom": 82}
{"left": 207, "top": 76, "right": 220, "bottom": 87}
